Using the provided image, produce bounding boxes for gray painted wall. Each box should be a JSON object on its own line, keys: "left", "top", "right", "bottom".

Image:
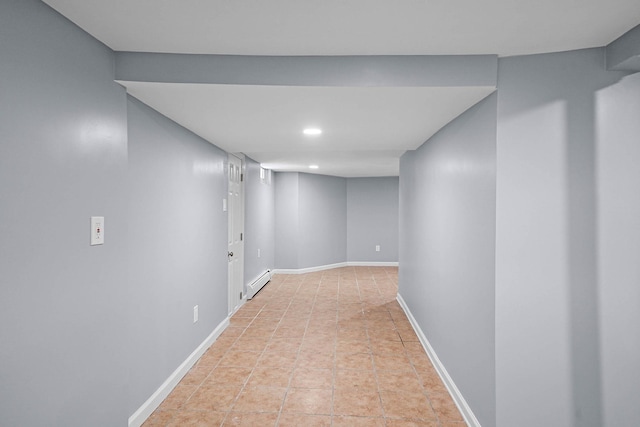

{"left": 495, "top": 48, "right": 630, "bottom": 427}
{"left": 274, "top": 172, "right": 300, "bottom": 269}
{"left": 0, "top": 1, "right": 129, "bottom": 425}
{"left": 274, "top": 172, "right": 348, "bottom": 269}
{"left": 606, "top": 23, "right": 640, "bottom": 71}
{"left": 274, "top": 173, "right": 397, "bottom": 269}
{"left": 298, "top": 173, "right": 348, "bottom": 268}
{"left": 594, "top": 72, "right": 640, "bottom": 426}
{"left": 126, "top": 97, "right": 229, "bottom": 414}
{"left": 399, "top": 48, "right": 640, "bottom": 427}
{"left": 399, "top": 93, "right": 497, "bottom": 427}
{"left": 0, "top": 2, "right": 231, "bottom": 424}
{"left": 347, "top": 177, "right": 399, "bottom": 262}
{"left": 244, "top": 157, "right": 275, "bottom": 286}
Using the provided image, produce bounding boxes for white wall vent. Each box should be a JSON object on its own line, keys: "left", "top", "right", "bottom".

{"left": 247, "top": 270, "right": 271, "bottom": 299}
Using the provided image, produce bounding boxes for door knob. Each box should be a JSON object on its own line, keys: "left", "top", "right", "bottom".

{"left": 228, "top": 251, "right": 234, "bottom": 257}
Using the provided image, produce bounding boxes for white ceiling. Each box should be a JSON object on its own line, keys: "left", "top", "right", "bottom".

{"left": 44, "top": 0, "right": 640, "bottom": 56}
{"left": 121, "top": 83, "right": 495, "bottom": 177}
{"left": 44, "top": 0, "right": 640, "bottom": 176}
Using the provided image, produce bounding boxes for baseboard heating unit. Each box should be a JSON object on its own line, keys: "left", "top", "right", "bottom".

{"left": 247, "top": 270, "right": 271, "bottom": 299}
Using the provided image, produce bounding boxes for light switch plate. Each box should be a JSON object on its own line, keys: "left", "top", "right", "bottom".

{"left": 90, "top": 216, "right": 104, "bottom": 246}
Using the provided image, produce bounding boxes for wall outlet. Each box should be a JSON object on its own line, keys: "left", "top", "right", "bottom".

{"left": 257, "top": 248, "right": 261, "bottom": 258}
{"left": 193, "top": 305, "right": 198, "bottom": 323}
{"left": 375, "top": 245, "right": 381, "bottom": 252}
{"left": 90, "top": 216, "right": 104, "bottom": 246}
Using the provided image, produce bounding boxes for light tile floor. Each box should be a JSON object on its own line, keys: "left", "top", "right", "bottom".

{"left": 143, "top": 267, "right": 466, "bottom": 426}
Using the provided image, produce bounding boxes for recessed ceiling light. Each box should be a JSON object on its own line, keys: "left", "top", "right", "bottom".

{"left": 309, "top": 165, "right": 319, "bottom": 169}
{"left": 303, "top": 128, "right": 322, "bottom": 136}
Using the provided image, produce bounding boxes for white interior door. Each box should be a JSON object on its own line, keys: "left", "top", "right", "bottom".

{"left": 227, "top": 154, "right": 244, "bottom": 315}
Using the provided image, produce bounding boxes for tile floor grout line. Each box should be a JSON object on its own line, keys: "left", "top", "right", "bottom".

{"left": 172, "top": 309, "right": 251, "bottom": 426}
{"left": 143, "top": 266, "right": 464, "bottom": 427}
{"left": 219, "top": 305, "right": 263, "bottom": 426}
{"left": 223, "top": 274, "right": 297, "bottom": 425}
{"left": 330, "top": 269, "right": 339, "bottom": 426}
{"left": 273, "top": 275, "right": 309, "bottom": 426}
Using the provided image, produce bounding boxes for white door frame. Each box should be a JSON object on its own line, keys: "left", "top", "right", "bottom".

{"left": 227, "top": 154, "right": 245, "bottom": 315}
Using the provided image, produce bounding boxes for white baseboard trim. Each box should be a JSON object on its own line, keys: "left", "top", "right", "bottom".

{"left": 229, "top": 295, "right": 247, "bottom": 317}
{"left": 347, "top": 261, "right": 399, "bottom": 267}
{"left": 396, "top": 294, "right": 480, "bottom": 427}
{"left": 272, "top": 262, "right": 348, "bottom": 275}
{"left": 128, "top": 317, "right": 230, "bottom": 427}
{"left": 272, "top": 261, "right": 398, "bottom": 275}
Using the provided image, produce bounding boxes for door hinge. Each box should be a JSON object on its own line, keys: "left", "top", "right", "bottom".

{"left": 240, "top": 233, "right": 243, "bottom": 241}
{"left": 240, "top": 291, "right": 243, "bottom": 299}
{"left": 241, "top": 173, "right": 244, "bottom": 182}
